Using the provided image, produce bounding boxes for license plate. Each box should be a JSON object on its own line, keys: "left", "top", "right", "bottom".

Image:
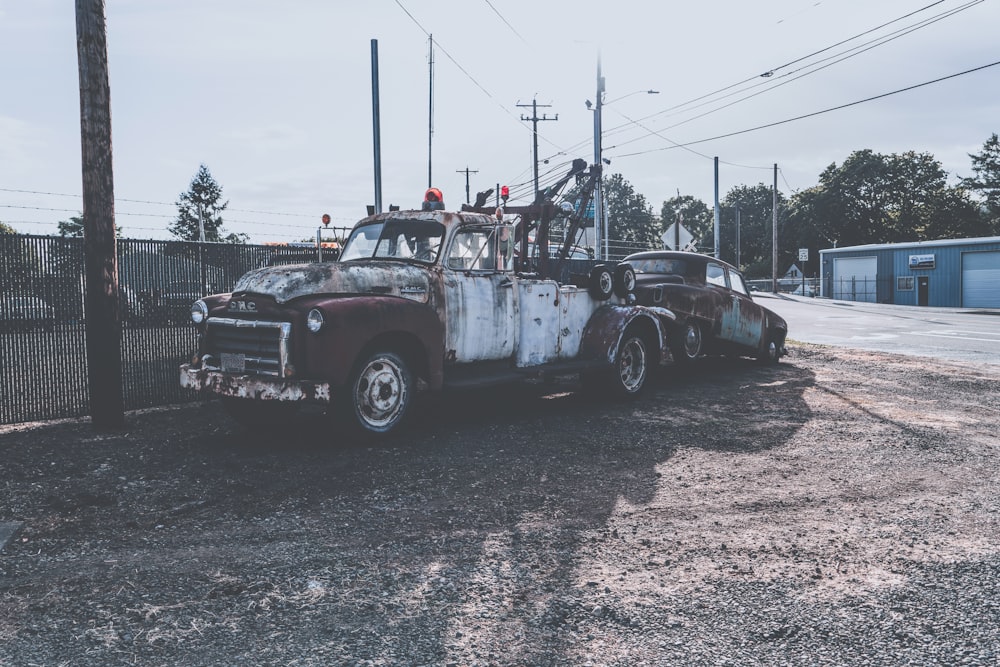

{"left": 221, "top": 352, "right": 246, "bottom": 373}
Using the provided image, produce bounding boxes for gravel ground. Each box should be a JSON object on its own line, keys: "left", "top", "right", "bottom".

{"left": 1, "top": 344, "right": 998, "bottom": 666}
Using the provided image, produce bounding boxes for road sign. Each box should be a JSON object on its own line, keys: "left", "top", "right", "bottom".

{"left": 798, "top": 248, "right": 809, "bottom": 262}
{"left": 662, "top": 223, "right": 693, "bottom": 251}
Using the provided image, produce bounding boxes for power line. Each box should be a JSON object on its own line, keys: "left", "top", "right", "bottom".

{"left": 604, "top": 0, "right": 985, "bottom": 154}
{"left": 612, "top": 59, "right": 1000, "bottom": 159}
{"left": 482, "top": 0, "right": 529, "bottom": 45}
{"left": 391, "top": 0, "right": 567, "bottom": 157}
{"left": 538, "top": 0, "right": 982, "bottom": 170}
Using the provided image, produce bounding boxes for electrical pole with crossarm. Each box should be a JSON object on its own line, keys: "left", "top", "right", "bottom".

{"left": 517, "top": 98, "right": 558, "bottom": 202}
{"left": 456, "top": 167, "right": 478, "bottom": 205}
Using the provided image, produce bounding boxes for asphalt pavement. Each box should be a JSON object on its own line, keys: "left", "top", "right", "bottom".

{"left": 754, "top": 292, "right": 1000, "bottom": 367}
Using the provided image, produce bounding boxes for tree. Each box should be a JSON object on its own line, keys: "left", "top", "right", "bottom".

{"left": 961, "top": 133, "right": 1000, "bottom": 231}
{"left": 169, "top": 165, "right": 246, "bottom": 243}
{"left": 717, "top": 184, "right": 789, "bottom": 277}
{"left": 0, "top": 220, "right": 43, "bottom": 287}
{"left": 792, "top": 149, "right": 989, "bottom": 249}
{"left": 603, "top": 173, "right": 658, "bottom": 257}
{"left": 661, "top": 195, "right": 712, "bottom": 252}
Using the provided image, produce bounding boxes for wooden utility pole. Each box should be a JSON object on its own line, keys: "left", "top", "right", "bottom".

{"left": 456, "top": 167, "right": 478, "bottom": 204}
{"left": 517, "top": 98, "right": 558, "bottom": 203}
{"left": 76, "top": 0, "right": 124, "bottom": 429}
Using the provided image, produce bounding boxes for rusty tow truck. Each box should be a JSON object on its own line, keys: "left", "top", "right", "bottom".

{"left": 180, "top": 184, "right": 677, "bottom": 437}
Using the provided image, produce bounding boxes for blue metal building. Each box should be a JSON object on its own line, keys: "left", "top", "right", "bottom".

{"left": 819, "top": 236, "right": 1000, "bottom": 308}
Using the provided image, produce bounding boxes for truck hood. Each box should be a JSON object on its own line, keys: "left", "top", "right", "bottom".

{"left": 233, "top": 261, "right": 433, "bottom": 304}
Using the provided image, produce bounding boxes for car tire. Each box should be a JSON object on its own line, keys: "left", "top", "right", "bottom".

{"left": 610, "top": 328, "right": 650, "bottom": 397}
{"left": 588, "top": 264, "right": 615, "bottom": 301}
{"left": 613, "top": 263, "right": 636, "bottom": 298}
{"left": 347, "top": 350, "right": 414, "bottom": 436}
{"left": 756, "top": 336, "right": 782, "bottom": 365}
{"left": 671, "top": 320, "right": 702, "bottom": 365}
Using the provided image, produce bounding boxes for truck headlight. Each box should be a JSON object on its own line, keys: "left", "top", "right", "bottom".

{"left": 306, "top": 308, "right": 325, "bottom": 333}
{"left": 190, "top": 299, "right": 208, "bottom": 325}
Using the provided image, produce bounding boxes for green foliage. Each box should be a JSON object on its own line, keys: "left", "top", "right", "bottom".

{"left": 801, "top": 150, "right": 986, "bottom": 246}
{"left": 717, "top": 184, "right": 789, "bottom": 277}
{"left": 0, "top": 221, "right": 17, "bottom": 235}
{"left": 169, "top": 165, "right": 246, "bottom": 243}
{"left": 58, "top": 215, "right": 85, "bottom": 237}
{"left": 603, "top": 173, "right": 658, "bottom": 255}
{"left": 661, "top": 195, "right": 712, "bottom": 252}
{"left": 961, "top": 133, "right": 1000, "bottom": 230}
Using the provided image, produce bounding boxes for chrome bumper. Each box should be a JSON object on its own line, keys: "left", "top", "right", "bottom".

{"left": 180, "top": 364, "right": 332, "bottom": 403}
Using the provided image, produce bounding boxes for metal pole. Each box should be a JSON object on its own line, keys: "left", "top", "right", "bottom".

{"left": 713, "top": 156, "right": 720, "bottom": 259}
{"left": 427, "top": 35, "right": 434, "bottom": 188}
{"left": 772, "top": 163, "right": 778, "bottom": 292}
{"left": 736, "top": 205, "right": 741, "bottom": 269}
{"left": 593, "top": 55, "right": 605, "bottom": 260}
{"left": 371, "top": 39, "right": 383, "bottom": 214}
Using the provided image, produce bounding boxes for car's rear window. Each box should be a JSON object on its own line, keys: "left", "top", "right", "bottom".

{"left": 630, "top": 258, "right": 688, "bottom": 276}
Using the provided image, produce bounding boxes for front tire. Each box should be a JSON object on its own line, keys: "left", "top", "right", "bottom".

{"left": 348, "top": 350, "right": 414, "bottom": 436}
{"left": 756, "top": 335, "right": 782, "bottom": 365}
{"left": 671, "top": 320, "right": 702, "bottom": 365}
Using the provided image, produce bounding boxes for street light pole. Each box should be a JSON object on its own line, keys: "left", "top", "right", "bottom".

{"left": 590, "top": 66, "right": 659, "bottom": 261}
{"left": 593, "top": 55, "right": 605, "bottom": 260}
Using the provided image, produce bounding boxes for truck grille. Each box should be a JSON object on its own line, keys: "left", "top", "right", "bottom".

{"left": 204, "top": 317, "right": 292, "bottom": 377}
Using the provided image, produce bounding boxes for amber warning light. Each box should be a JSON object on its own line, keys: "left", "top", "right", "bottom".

{"left": 321, "top": 213, "right": 331, "bottom": 226}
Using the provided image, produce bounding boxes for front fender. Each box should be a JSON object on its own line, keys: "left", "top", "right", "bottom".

{"left": 580, "top": 305, "right": 676, "bottom": 366}
{"left": 306, "top": 296, "right": 444, "bottom": 389}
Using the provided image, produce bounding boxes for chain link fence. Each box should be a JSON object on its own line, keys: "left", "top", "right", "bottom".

{"left": 0, "top": 234, "right": 347, "bottom": 425}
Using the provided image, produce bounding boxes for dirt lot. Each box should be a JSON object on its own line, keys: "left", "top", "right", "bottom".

{"left": 1, "top": 344, "right": 999, "bottom": 666}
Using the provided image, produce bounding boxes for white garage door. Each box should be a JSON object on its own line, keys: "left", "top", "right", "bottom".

{"left": 962, "top": 250, "right": 1000, "bottom": 308}
{"left": 832, "top": 256, "right": 878, "bottom": 302}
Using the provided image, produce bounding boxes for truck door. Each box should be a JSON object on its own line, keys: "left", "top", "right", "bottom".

{"left": 442, "top": 226, "right": 516, "bottom": 363}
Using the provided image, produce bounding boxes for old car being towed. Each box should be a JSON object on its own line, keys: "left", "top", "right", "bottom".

{"left": 623, "top": 250, "right": 787, "bottom": 365}
{"left": 180, "top": 206, "right": 678, "bottom": 436}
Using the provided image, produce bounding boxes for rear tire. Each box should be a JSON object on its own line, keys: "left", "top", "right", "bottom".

{"left": 347, "top": 350, "right": 414, "bottom": 436}
{"left": 588, "top": 265, "right": 615, "bottom": 300}
{"left": 610, "top": 329, "right": 650, "bottom": 397}
{"left": 613, "top": 263, "right": 636, "bottom": 298}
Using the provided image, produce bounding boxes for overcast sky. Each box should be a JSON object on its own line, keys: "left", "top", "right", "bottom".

{"left": 1, "top": 0, "right": 997, "bottom": 243}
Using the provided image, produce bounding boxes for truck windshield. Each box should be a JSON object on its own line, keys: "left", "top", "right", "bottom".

{"left": 340, "top": 218, "right": 446, "bottom": 264}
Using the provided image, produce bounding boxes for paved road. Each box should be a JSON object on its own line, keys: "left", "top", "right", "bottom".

{"left": 755, "top": 292, "right": 1000, "bottom": 367}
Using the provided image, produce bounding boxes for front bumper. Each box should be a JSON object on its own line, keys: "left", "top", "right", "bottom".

{"left": 180, "top": 364, "right": 332, "bottom": 403}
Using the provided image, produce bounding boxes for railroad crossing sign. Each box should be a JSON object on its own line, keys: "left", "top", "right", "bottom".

{"left": 662, "top": 223, "right": 694, "bottom": 251}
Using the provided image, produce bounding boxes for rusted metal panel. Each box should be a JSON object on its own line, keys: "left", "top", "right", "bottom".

{"left": 444, "top": 273, "right": 516, "bottom": 363}
{"left": 234, "top": 262, "right": 435, "bottom": 307}
{"left": 180, "top": 364, "right": 331, "bottom": 402}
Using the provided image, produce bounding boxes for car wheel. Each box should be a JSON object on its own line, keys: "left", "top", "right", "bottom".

{"left": 588, "top": 264, "right": 615, "bottom": 301}
{"left": 613, "top": 263, "right": 636, "bottom": 298}
{"left": 671, "top": 320, "right": 702, "bottom": 365}
{"left": 610, "top": 329, "right": 649, "bottom": 397}
{"left": 348, "top": 350, "right": 414, "bottom": 436}
{"left": 222, "top": 397, "right": 299, "bottom": 429}
{"left": 756, "top": 336, "right": 782, "bottom": 365}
